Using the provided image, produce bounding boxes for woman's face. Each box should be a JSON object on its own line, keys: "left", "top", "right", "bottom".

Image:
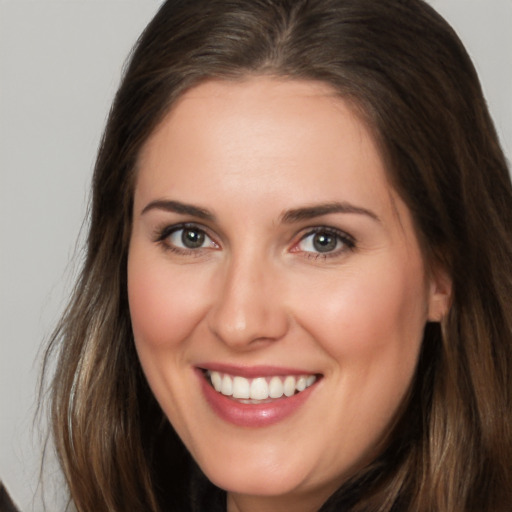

{"left": 128, "top": 78, "right": 449, "bottom": 511}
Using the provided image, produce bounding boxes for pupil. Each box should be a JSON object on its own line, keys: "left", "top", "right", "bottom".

{"left": 182, "top": 229, "right": 205, "bottom": 248}
{"left": 313, "top": 232, "right": 337, "bottom": 252}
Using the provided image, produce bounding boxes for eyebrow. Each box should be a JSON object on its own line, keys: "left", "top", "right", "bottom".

{"left": 141, "top": 199, "right": 215, "bottom": 221}
{"left": 140, "top": 199, "right": 379, "bottom": 224}
{"left": 281, "top": 202, "right": 380, "bottom": 223}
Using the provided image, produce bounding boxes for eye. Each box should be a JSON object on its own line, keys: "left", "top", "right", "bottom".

{"left": 295, "top": 228, "right": 354, "bottom": 255}
{"left": 170, "top": 227, "right": 210, "bottom": 249}
{"left": 157, "top": 224, "right": 219, "bottom": 253}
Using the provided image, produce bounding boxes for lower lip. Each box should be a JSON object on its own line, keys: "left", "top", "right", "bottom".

{"left": 197, "top": 370, "right": 318, "bottom": 427}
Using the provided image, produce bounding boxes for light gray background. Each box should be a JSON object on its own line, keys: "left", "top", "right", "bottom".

{"left": 1, "top": 1, "right": 511, "bottom": 510}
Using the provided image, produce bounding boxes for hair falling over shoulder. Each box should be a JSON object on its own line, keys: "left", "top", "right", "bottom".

{"left": 42, "top": 0, "right": 512, "bottom": 510}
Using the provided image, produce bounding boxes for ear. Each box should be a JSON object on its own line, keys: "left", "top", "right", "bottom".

{"left": 427, "top": 266, "right": 452, "bottom": 322}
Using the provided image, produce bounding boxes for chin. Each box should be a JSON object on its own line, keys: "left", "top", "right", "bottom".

{"left": 200, "top": 455, "right": 312, "bottom": 496}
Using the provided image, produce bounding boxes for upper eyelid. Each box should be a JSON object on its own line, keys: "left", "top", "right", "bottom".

{"left": 292, "top": 226, "right": 357, "bottom": 255}
{"left": 154, "top": 224, "right": 220, "bottom": 255}
{"left": 154, "top": 222, "right": 213, "bottom": 240}
{"left": 152, "top": 222, "right": 356, "bottom": 251}
{"left": 296, "top": 225, "right": 355, "bottom": 243}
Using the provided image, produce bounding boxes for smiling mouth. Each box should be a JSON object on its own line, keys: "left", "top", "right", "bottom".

{"left": 203, "top": 370, "right": 319, "bottom": 403}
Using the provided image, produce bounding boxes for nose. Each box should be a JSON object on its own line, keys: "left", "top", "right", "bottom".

{"left": 207, "top": 255, "right": 289, "bottom": 350}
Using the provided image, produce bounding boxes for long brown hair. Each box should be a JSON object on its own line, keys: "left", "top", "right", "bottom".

{"left": 43, "top": 0, "right": 512, "bottom": 510}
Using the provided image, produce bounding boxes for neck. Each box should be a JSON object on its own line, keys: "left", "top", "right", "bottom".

{"left": 227, "top": 489, "right": 331, "bottom": 512}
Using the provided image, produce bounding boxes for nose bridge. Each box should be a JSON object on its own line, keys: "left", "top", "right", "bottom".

{"left": 208, "top": 247, "right": 288, "bottom": 348}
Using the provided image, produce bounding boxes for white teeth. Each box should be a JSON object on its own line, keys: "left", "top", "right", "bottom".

{"left": 296, "top": 376, "right": 307, "bottom": 392}
{"left": 269, "top": 376, "right": 284, "bottom": 398}
{"left": 211, "top": 371, "right": 222, "bottom": 392}
{"left": 221, "top": 374, "right": 233, "bottom": 396}
{"left": 283, "top": 376, "right": 296, "bottom": 397}
{"left": 233, "top": 376, "right": 250, "bottom": 399}
{"left": 208, "top": 371, "right": 317, "bottom": 401}
{"left": 250, "top": 378, "right": 269, "bottom": 400}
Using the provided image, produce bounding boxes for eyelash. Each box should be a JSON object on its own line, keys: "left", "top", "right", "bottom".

{"left": 293, "top": 227, "right": 356, "bottom": 260}
{"left": 154, "top": 223, "right": 218, "bottom": 256}
{"left": 153, "top": 223, "right": 356, "bottom": 259}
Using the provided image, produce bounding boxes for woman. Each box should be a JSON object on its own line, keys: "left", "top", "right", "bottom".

{"left": 43, "top": 0, "right": 512, "bottom": 510}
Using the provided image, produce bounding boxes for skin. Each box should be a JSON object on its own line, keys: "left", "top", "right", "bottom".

{"left": 128, "top": 77, "right": 450, "bottom": 512}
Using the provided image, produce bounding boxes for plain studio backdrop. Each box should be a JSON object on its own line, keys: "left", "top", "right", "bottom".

{"left": 0, "top": 1, "right": 510, "bottom": 510}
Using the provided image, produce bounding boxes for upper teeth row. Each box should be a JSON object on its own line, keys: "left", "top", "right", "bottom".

{"left": 208, "top": 371, "right": 317, "bottom": 400}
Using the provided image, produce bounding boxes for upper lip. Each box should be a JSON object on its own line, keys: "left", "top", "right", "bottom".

{"left": 197, "top": 363, "right": 319, "bottom": 378}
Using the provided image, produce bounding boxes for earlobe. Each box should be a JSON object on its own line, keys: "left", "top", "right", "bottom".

{"left": 427, "top": 267, "right": 452, "bottom": 322}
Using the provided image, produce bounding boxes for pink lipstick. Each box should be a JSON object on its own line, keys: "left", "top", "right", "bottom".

{"left": 196, "top": 366, "right": 320, "bottom": 427}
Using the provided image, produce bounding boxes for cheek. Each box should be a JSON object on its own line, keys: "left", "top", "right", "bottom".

{"left": 294, "top": 256, "right": 428, "bottom": 370}
{"left": 127, "top": 248, "right": 209, "bottom": 350}
{"left": 294, "top": 258, "right": 428, "bottom": 449}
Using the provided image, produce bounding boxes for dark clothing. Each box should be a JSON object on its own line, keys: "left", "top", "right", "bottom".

{"left": 0, "top": 482, "right": 20, "bottom": 512}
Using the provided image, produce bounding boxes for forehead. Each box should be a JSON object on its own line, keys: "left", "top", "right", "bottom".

{"left": 136, "top": 77, "right": 388, "bottom": 198}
